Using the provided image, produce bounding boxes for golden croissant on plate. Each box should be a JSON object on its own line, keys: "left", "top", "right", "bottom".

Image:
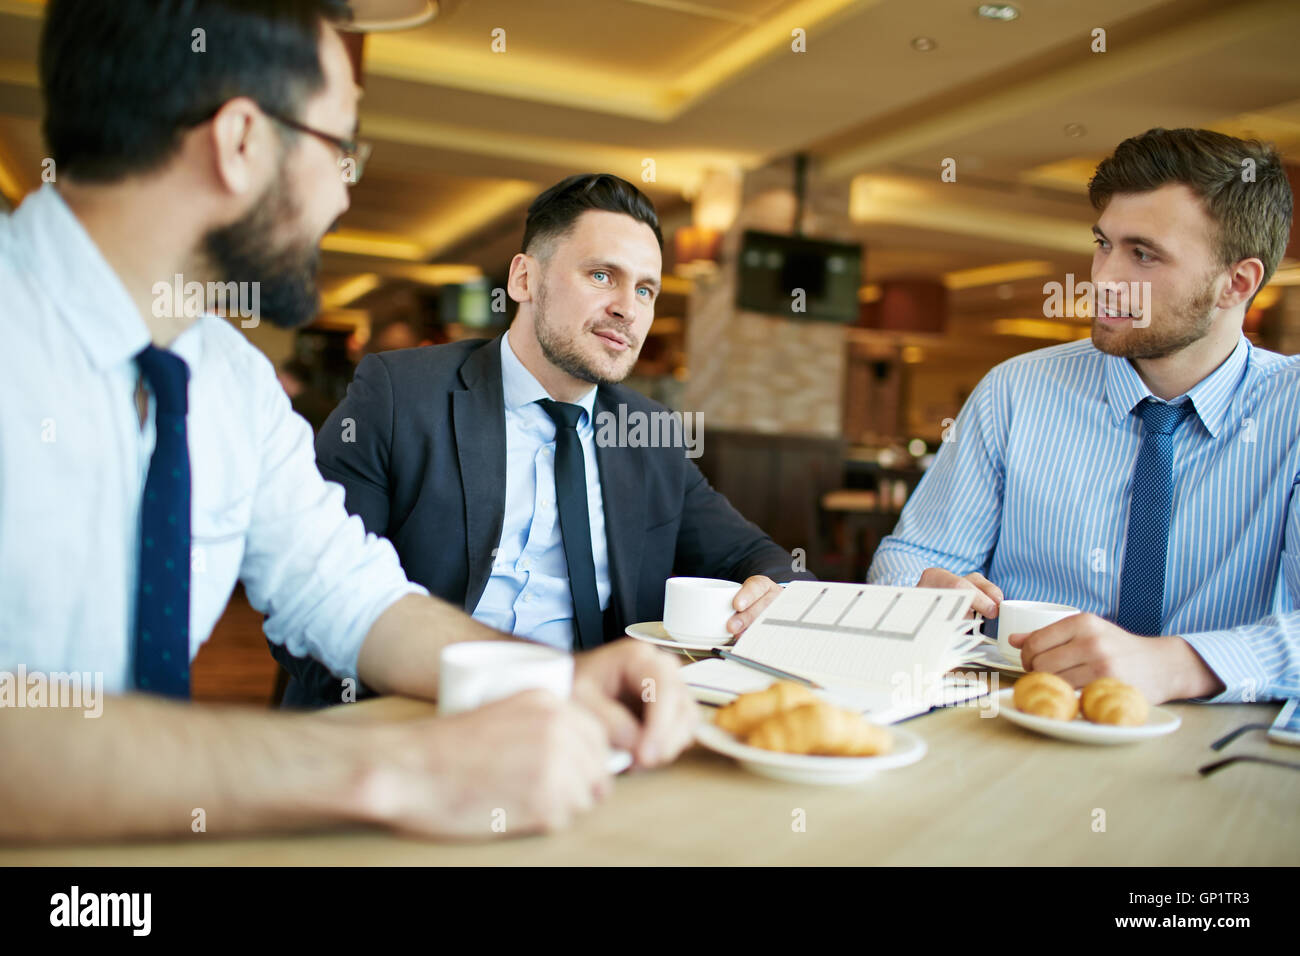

{"left": 714, "top": 680, "right": 818, "bottom": 736}
{"left": 745, "top": 700, "right": 893, "bottom": 756}
{"left": 1012, "top": 671, "right": 1078, "bottom": 721}
{"left": 1080, "top": 677, "right": 1149, "bottom": 726}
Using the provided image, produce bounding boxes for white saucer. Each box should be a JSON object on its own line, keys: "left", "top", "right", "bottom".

{"left": 625, "top": 621, "right": 735, "bottom": 652}
{"left": 694, "top": 722, "right": 927, "bottom": 785}
{"left": 608, "top": 748, "right": 634, "bottom": 775}
{"left": 994, "top": 688, "right": 1181, "bottom": 744}
{"left": 961, "top": 642, "right": 1026, "bottom": 674}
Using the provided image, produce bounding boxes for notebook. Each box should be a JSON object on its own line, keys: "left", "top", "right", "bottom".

{"left": 681, "top": 581, "right": 992, "bottom": 724}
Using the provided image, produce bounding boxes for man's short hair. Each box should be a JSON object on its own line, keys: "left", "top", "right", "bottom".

{"left": 1089, "top": 128, "right": 1293, "bottom": 301}
{"left": 40, "top": 0, "right": 352, "bottom": 183}
{"left": 522, "top": 173, "right": 663, "bottom": 260}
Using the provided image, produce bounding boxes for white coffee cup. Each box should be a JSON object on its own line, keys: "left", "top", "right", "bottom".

{"left": 438, "top": 641, "right": 573, "bottom": 716}
{"left": 993, "top": 600, "right": 1080, "bottom": 665}
{"left": 662, "top": 576, "right": 743, "bottom": 642}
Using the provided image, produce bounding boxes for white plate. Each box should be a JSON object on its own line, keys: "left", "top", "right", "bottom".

{"left": 694, "top": 721, "right": 927, "bottom": 785}
{"left": 625, "top": 621, "right": 735, "bottom": 652}
{"left": 994, "top": 687, "right": 1181, "bottom": 744}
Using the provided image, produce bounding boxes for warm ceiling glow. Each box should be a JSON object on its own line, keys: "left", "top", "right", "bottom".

{"left": 321, "top": 273, "right": 382, "bottom": 309}
{"left": 943, "top": 260, "right": 1054, "bottom": 290}
{"left": 321, "top": 230, "right": 428, "bottom": 261}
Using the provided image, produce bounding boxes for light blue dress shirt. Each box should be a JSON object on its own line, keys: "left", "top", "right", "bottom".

{"left": 470, "top": 331, "right": 613, "bottom": 651}
{"left": 869, "top": 336, "right": 1300, "bottom": 703}
{"left": 0, "top": 185, "right": 426, "bottom": 693}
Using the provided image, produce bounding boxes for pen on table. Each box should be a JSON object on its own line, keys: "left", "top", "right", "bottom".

{"left": 717, "top": 647, "right": 824, "bottom": 690}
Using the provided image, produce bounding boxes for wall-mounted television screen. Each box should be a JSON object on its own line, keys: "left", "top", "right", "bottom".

{"left": 735, "top": 230, "right": 863, "bottom": 323}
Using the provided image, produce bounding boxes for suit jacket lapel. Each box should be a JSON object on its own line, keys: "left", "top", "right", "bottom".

{"left": 593, "top": 391, "right": 645, "bottom": 631}
{"left": 453, "top": 338, "right": 508, "bottom": 613}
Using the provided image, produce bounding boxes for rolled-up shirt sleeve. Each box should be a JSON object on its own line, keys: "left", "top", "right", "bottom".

{"left": 238, "top": 351, "right": 426, "bottom": 682}
{"left": 1182, "top": 475, "right": 1300, "bottom": 703}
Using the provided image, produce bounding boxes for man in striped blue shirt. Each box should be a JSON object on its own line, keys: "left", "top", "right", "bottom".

{"left": 870, "top": 128, "right": 1298, "bottom": 706}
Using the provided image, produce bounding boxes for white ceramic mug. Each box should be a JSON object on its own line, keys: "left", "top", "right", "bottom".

{"left": 662, "top": 576, "right": 743, "bottom": 642}
{"left": 992, "top": 600, "right": 1080, "bottom": 665}
{"left": 438, "top": 641, "right": 573, "bottom": 716}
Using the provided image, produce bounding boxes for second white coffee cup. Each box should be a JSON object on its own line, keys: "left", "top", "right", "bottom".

{"left": 438, "top": 640, "right": 573, "bottom": 716}
{"left": 662, "top": 576, "right": 743, "bottom": 642}
{"left": 993, "top": 600, "right": 1080, "bottom": 665}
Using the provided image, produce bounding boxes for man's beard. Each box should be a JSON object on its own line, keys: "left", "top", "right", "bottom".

{"left": 1091, "top": 273, "right": 1218, "bottom": 360}
{"left": 201, "top": 165, "right": 322, "bottom": 330}
{"left": 533, "top": 279, "right": 639, "bottom": 386}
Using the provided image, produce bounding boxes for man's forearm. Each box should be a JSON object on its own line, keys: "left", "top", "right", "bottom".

{"left": 0, "top": 696, "right": 382, "bottom": 844}
{"left": 356, "top": 592, "right": 513, "bottom": 700}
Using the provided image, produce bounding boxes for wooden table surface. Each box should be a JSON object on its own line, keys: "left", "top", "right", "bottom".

{"left": 4, "top": 686, "right": 1296, "bottom": 866}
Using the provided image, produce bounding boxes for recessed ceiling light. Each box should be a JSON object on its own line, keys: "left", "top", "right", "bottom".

{"left": 1064, "top": 122, "right": 1087, "bottom": 138}
{"left": 911, "top": 36, "right": 937, "bottom": 52}
{"left": 977, "top": 4, "right": 1020, "bottom": 20}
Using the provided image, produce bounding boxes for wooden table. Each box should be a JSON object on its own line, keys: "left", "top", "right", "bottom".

{"left": 2, "top": 691, "right": 1296, "bottom": 866}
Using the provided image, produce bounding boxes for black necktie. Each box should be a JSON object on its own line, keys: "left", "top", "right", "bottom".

{"left": 536, "top": 399, "right": 603, "bottom": 652}
{"left": 133, "top": 344, "right": 192, "bottom": 697}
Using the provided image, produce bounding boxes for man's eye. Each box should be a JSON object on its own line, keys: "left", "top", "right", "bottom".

{"left": 1134, "top": 249, "right": 1154, "bottom": 263}
{"left": 592, "top": 271, "right": 608, "bottom": 282}
{"left": 637, "top": 287, "right": 651, "bottom": 298}
{"left": 1093, "top": 238, "right": 1108, "bottom": 250}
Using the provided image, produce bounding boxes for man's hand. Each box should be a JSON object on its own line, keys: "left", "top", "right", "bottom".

{"left": 570, "top": 639, "right": 698, "bottom": 770}
{"left": 367, "top": 690, "right": 614, "bottom": 838}
{"left": 727, "top": 575, "right": 782, "bottom": 636}
{"left": 1009, "top": 613, "right": 1225, "bottom": 704}
{"left": 916, "top": 567, "right": 1002, "bottom": 618}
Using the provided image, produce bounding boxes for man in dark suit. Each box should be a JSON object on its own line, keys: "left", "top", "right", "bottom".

{"left": 275, "top": 173, "right": 810, "bottom": 707}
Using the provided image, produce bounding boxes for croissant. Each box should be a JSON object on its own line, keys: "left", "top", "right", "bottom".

{"left": 1012, "top": 672, "right": 1078, "bottom": 721}
{"left": 714, "top": 680, "right": 818, "bottom": 736}
{"left": 1080, "top": 677, "right": 1127, "bottom": 715}
{"left": 745, "top": 701, "right": 893, "bottom": 756}
{"left": 1081, "top": 678, "right": 1149, "bottom": 726}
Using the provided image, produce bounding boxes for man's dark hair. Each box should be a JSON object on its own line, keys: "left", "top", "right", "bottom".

{"left": 40, "top": 0, "right": 352, "bottom": 183}
{"left": 1089, "top": 128, "right": 1293, "bottom": 300}
{"left": 522, "top": 173, "right": 663, "bottom": 260}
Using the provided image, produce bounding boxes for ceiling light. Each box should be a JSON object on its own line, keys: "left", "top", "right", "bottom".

{"left": 1064, "top": 123, "right": 1087, "bottom": 138}
{"left": 911, "top": 37, "right": 937, "bottom": 52}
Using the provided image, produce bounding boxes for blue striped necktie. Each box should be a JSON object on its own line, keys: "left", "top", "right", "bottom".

{"left": 133, "top": 345, "right": 192, "bottom": 698}
{"left": 1115, "top": 397, "right": 1192, "bottom": 636}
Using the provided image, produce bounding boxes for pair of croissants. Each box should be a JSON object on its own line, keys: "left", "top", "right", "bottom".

{"left": 714, "top": 681, "right": 893, "bottom": 756}
{"left": 1013, "top": 672, "right": 1149, "bottom": 725}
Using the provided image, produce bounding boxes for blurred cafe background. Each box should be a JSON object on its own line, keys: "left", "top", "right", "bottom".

{"left": 1, "top": 0, "right": 1297, "bottom": 702}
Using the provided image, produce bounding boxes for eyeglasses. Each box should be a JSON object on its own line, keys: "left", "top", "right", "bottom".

{"left": 261, "top": 108, "right": 372, "bottom": 186}
{"left": 1197, "top": 721, "right": 1300, "bottom": 776}
{"left": 184, "top": 104, "right": 372, "bottom": 185}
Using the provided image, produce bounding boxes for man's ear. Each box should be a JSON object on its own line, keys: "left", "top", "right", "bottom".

{"left": 1218, "top": 256, "right": 1266, "bottom": 312}
{"left": 206, "top": 96, "right": 273, "bottom": 197}
{"left": 505, "top": 252, "right": 536, "bottom": 305}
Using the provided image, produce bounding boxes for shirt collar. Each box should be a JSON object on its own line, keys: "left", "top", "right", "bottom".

{"left": 15, "top": 184, "right": 150, "bottom": 371}
{"left": 1103, "top": 335, "right": 1251, "bottom": 439}
{"left": 500, "top": 328, "right": 598, "bottom": 424}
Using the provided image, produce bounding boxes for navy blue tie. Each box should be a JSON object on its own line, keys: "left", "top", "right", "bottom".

{"left": 133, "top": 345, "right": 192, "bottom": 698}
{"left": 1115, "top": 398, "right": 1192, "bottom": 636}
{"left": 536, "top": 399, "right": 603, "bottom": 652}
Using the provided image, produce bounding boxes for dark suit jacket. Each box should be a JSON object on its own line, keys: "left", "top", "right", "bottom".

{"left": 273, "top": 335, "right": 811, "bottom": 707}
